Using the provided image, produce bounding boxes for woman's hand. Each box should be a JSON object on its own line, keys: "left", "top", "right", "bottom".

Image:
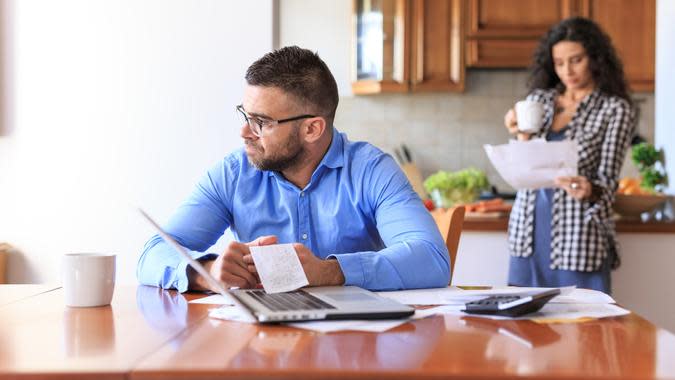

{"left": 555, "top": 176, "right": 592, "bottom": 200}
{"left": 504, "top": 107, "right": 532, "bottom": 141}
{"left": 504, "top": 108, "right": 518, "bottom": 134}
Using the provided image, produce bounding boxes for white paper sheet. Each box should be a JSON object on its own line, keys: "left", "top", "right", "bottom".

{"left": 550, "top": 288, "right": 616, "bottom": 304}
{"left": 484, "top": 138, "right": 578, "bottom": 190}
{"left": 286, "top": 307, "right": 436, "bottom": 333}
{"left": 189, "top": 294, "right": 237, "bottom": 305}
{"left": 207, "top": 303, "right": 412, "bottom": 332}
{"left": 375, "top": 287, "right": 464, "bottom": 305}
{"left": 209, "top": 305, "right": 257, "bottom": 323}
{"left": 250, "top": 244, "right": 309, "bottom": 294}
{"left": 377, "top": 286, "right": 580, "bottom": 306}
{"left": 423, "top": 303, "right": 630, "bottom": 321}
{"left": 207, "top": 305, "right": 432, "bottom": 333}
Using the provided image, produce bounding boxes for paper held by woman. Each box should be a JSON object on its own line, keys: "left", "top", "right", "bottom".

{"left": 484, "top": 138, "right": 578, "bottom": 190}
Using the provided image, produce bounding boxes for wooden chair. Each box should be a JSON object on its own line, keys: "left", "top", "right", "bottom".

{"left": 430, "top": 206, "right": 465, "bottom": 285}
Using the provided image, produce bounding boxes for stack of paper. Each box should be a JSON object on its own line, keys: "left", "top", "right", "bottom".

{"left": 484, "top": 139, "right": 578, "bottom": 190}
{"left": 376, "top": 286, "right": 630, "bottom": 322}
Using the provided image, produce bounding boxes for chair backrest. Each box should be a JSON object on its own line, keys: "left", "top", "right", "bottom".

{"left": 430, "top": 206, "right": 465, "bottom": 285}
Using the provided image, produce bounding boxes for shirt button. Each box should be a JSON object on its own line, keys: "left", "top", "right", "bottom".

{"left": 302, "top": 233, "right": 308, "bottom": 240}
{"left": 300, "top": 191, "right": 305, "bottom": 197}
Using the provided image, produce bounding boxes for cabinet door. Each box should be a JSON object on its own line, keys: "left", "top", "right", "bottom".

{"left": 410, "top": 0, "right": 465, "bottom": 92}
{"left": 582, "top": 0, "right": 655, "bottom": 92}
{"left": 468, "top": 0, "right": 573, "bottom": 37}
{"left": 352, "top": 0, "right": 410, "bottom": 95}
{"left": 466, "top": 0, "right": 578, "bottom": 67}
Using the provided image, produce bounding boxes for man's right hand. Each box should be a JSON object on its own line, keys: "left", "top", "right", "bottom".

{"left": 188, "top": 235, "right": 277, "bottom": 292}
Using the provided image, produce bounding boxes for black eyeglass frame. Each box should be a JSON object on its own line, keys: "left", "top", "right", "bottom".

{"left": 236, "top": 104, "right": 318, "bottom": 137}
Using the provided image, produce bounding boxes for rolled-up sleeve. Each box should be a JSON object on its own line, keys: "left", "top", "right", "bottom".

{"left": 586, "top": 98, "right": 635, "bottom": 222}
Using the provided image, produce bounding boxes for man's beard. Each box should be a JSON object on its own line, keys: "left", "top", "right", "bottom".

{"left": 246, "top": 130, "right": 305, "bottom": 172}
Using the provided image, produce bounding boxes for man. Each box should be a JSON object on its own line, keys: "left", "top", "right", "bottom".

{"left": 137, "top": 46, "right": 450, "bottom": 292}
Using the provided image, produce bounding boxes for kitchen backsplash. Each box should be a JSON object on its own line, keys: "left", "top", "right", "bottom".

{"left": 335, "top": 70, "right": 655, "bottom": 193}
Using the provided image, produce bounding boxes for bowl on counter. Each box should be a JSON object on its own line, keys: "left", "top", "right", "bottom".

{"left": 613, "top": 193, "right": 669, "bottom": 219}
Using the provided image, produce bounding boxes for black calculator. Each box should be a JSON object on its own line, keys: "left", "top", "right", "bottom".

{"left": 462, "top": 288, "right": 561, "bottom": 317}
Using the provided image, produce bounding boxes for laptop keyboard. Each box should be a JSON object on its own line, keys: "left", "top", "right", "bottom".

{"left": 247, "top": 290, "right": 337, "bottom": 311}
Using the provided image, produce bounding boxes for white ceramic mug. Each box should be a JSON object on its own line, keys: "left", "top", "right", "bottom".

{"left": 515, "top": 100, "right": 545, "bottom": 134}
{"left": 63, "top": 253, "right": 116, "bottom": 307}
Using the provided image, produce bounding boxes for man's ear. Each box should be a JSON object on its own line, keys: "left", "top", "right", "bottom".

{"left": 303, "top": 117, "right": 327, "bottom": 144}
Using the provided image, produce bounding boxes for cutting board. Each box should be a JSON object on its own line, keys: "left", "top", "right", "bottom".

{"left": 400, "top": 162, "right": 427, "bottom": 200}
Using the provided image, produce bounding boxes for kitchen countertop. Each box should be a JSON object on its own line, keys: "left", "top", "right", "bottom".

{"left": 463, "top": 215, "right": 675, "bottom": 233}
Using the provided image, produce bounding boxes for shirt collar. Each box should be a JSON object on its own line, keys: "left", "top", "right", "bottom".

{"left": 316, "top": 128, "right": 344, "bottom": 170}
{"left": 552, "top": 87, "right": 601, "bottom": 111}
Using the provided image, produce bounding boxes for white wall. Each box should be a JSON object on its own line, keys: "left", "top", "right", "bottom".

{"left": 0, "top": 0, "right": 273, "bottom": 284}
{"left": 655, "top": 0, "right": 675, "bottom": 194}
{"left": 278, "top": 0, "right": 352, "bottom": 96}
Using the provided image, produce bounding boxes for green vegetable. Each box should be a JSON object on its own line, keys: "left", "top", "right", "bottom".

{"left": 641, "top": 168, "right": 666, "bottom": 191}
{"left": 630, "top": 143, "right": 667, "bottom": 192}
{"left": 631, "top": 142, "right": 661, "bottom": 171}
{"left": 424, "top": 168, "right": 489, "bottom": 207}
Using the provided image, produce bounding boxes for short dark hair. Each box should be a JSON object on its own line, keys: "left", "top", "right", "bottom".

{"left": 528, "top": 17, "right": 630, "bottom": 101}
{"left": 245, "top": 46, "right": 339, "bottom": 128}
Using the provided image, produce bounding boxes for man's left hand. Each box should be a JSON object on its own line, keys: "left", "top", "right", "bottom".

{"left": 243, "top": 243, "right": 345, "bottom": 287}
{"left": 292, "top": 243, "right": 345, "bottom": 286}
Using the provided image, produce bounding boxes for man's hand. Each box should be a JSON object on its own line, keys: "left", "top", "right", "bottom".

{"left": 242, "top": 243, "right": 345, "bottom": 287}
{"left": 293, "top": 243, "right": 345, "bottom": 286}
{"left": 188, "top": 235, "right": 277, "bottom": 292}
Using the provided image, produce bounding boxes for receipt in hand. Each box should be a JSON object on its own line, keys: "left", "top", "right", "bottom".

{"left": 484, "top": 139, "right": 578, "bottom": 190}
{"left": 249, "top": 244, "right": 309, "bottom": 294}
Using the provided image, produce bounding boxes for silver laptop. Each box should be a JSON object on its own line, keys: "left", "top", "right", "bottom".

{"left": 139, "top": 209, "right": 414, "bottom": 323}
{"left": 229, "top": 286, "right": 414, "bottom": 323}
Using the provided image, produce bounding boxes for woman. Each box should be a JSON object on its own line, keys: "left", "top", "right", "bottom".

{"left": 504, "top": 17, "right": 635, "bottom": 294}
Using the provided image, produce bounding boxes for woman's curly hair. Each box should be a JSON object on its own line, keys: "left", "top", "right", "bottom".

{"left": 528, "top": 17, "right": 630, "bottom": 101}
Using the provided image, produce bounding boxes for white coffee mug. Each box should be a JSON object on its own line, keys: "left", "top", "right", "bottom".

{"left": 515, "top": 100, "right": 545, "bottom": 134}
{"left": 63, "top": 253, "right": 116, "bottom": 307}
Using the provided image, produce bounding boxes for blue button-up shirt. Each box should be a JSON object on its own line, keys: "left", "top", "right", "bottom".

{"left": 137, "top": 129, "right": 450, "bottom": 292}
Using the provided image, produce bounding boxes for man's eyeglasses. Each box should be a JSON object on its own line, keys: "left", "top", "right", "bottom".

{"left": 236, "top": 105, "right": 317, "bottom": 137}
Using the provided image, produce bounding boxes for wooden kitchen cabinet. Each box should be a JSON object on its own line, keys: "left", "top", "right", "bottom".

{"left": 351, "top": 0, "right": 465, "bottom": 94}
{"left": 465, "top": 0, "right": 580, "bottom": 67}
{"left": 353, "top": 0, "right": 654, "bottom": 94}
{"left": 352, "top": 0, "right": 411, "bottom": 94}
{"left": 580, "top": 0, "right": 655, "bottom": 92}
{"left": 465, "top": 0, "right": 655, "bottom": 92}
{"left": 410, "top": 0, "right": 465, "bottom": 92}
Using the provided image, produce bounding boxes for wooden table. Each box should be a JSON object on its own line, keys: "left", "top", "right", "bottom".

{"left": 0, "top": 284, "right": 59, "bottom": 307}
{"left": 1, "top": 285, "right": 674, "bottom": 380}
{"left": 0, "top": 285, "right": 210, "bottom": 380}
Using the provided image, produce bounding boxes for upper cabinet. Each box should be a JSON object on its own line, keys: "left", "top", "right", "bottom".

{"left": 352, "top": 0, "right": 465, "bottom": 95}
{"left": 352, "top": 0, "right": 411, "bottom": 94}
{"left": 352, "top": 0, "right": 654, "bottom": 94}
{"left": 581, "top": 0, "right": 655, "bottom": 92}
{"left": 409, "top": 0, "right": 465, "bottom": 92}
{"left": 465, "top": 0, "right": 579, "bottom": 68}
{"left": 464, "top": 0, "right": 655, "bottom": 91}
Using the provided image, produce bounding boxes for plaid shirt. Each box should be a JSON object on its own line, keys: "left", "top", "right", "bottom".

{"left": 508, "top": 88, "right": 636, "bottom": 271}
